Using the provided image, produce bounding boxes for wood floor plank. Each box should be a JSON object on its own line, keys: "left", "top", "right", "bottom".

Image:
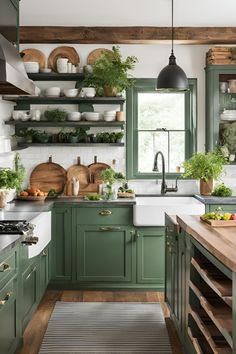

{"left": 16, "top": 290, "right": 183, "bottom": 354}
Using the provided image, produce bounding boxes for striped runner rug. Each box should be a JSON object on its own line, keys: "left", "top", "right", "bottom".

{"left": 39, "top": 302, "right": 172, "bottom": 353}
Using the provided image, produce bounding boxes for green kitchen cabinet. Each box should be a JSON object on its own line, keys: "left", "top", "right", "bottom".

{"left": 136, "top": 228, "right": 165, "bottom": 289}
{"left": 76, "top": 225, "right": 133, "bottom": 282}
{"left": 51, "top": 206, "right": 72, "bottom": 284}
{"left": 39, "top": 246, "right": 50, "bottom": 299}
{"left": 0, "top": 275, "right": 19, "bottom": 354}
{"left": 21, "top": 260, "right": 40, "bottom": 331}
{"left": 205, "top": 64, "right": 236, "bottom": 152}
{"left": 206, "top": 203, "right": 236, "bottom": 213}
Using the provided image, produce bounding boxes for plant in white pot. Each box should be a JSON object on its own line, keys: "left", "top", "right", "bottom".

{"left": 182, "top": 151, "right": 226, "bottom": 196}
{"left": 0, "top": 153, "right": 25, "bottom": 207}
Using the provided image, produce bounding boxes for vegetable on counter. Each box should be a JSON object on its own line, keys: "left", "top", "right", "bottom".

{"left": 84, "top": 193, "right": 102, "bottom": 201}
{"left": 201, "top": 207, "right": 236, "bottom": 221}
{"left": 211, "top": 183, "right": 233, "bottom": 197}
{"left": 47, "top": 188, "right": 58, "bottom": 197}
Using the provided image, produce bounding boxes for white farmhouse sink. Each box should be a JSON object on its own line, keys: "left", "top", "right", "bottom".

{"left": 133, "top": 197, "right": 205, "bottom": 226}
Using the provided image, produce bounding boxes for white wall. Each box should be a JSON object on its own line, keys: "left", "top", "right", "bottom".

{"left": 20, "top": 0, "right": 236, "bottom": 26}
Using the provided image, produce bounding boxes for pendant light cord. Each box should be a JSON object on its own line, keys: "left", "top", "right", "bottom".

{"left": 171, "top": 0, "right": 174, "bottom": 55}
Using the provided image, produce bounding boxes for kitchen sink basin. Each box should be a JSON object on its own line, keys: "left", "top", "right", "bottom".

{"left": 133, "top": 196, "right": 205, "bottom": 226}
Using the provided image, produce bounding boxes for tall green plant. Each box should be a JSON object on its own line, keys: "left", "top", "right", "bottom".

{"left": 182, "top": 151, "right": 226, "bottom": 181}
{"left": 83, "top": 46, "right": 138, "bottom": 93}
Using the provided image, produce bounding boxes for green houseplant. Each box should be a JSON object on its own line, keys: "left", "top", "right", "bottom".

{"left": 44, "top": 108, "right": 67, "bottom": 122}
{"left": 101, "top": 168, "right": 125, "bottom": 199}
{"left": 182, "top": 151, "right": 226, "bottom": 195}
{"left": 82, "top": 46, "right": 138, "bottom": 97}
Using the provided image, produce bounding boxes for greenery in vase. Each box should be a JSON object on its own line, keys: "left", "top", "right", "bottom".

{"left": 101, "top": 168, "right": 126, "bottom": 199}
{"left": 82, "top": 46, "right": 138, "bottom": 94}
{"left": 182, "top": 151, "right": 227, "bottom": 181}
{"left": 0, "top": 153, "right": 25, "bottom": 191}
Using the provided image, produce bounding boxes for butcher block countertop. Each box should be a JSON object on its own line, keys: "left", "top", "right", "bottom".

{"left": 177, "top": 215, "right": 236, "bottom": 272}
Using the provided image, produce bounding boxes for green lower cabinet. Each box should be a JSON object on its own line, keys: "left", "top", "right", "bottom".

{"left": 0, "top": 276, "right": 19, "bottom": 354}
{"left": 21, "top": 260, "right": 40, "bottom": 331}
{"left": 136, "top": 228, "right": 165, "bottom": 289}
{"left": 206, "top": 204, "right": 236, "bottom": 213}
{"left": 51, "top": 207, "right": 72, "bottom": 284}
{"left": 76, "top": 225, "right": 133, "bottom": 282}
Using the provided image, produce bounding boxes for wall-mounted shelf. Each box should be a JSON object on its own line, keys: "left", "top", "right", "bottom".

{"left": 4, "top": 96, "right": 126, "bottom": 105}
{"left": 17, "top": 143, "right": 125, "bottom": 148}
{"left": 28, "top": 73, "right": 84, "bottom": 81}
{"left": 5, "top": 121, "right": 125, "bottom": 128}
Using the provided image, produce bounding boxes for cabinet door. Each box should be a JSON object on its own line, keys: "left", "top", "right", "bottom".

{"left": 165, "top": 221, "right": 178, "bottom": 319}
{"left": 21, "top": 261, "right": 40, "bottom": 331}
{"left": 76, "top": 225, "right": 132, "bottom": 282}
{"left": 39, "top": 246, "right": 50, "bottom": 297}
{"left": 136, "top": 229, "right": 165, "bottom": 287}
{"left": 51, "top": 207, "right": 72, "bottom": 283}
{"left": 0, "top": 276, "right": 19, "bottom": 354}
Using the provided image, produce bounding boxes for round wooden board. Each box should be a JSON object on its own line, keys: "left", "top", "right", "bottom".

{"left": 48, "top": 46, "right": 80, "bottom": 72}
{"left": 20, "top": 48, "right": 46, "bottom": 69}
{"left": 87, "top": 48, "right": 113, "bottom": 65}
{"left": 88, "top": 162, "right": 110, "bottom": 184}
{"left": 30, "top": 161, "right": 66, "bottom": 193}
{"left": 66, "top": 163, "right": 90, "bottom": 196}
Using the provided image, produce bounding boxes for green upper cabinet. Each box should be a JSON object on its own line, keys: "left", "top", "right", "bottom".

{"left": 136, "top": 228, "right": 165, "bottom": 288}
{"left": 75, "top": 225, "right": 133, "bottom": 283}
{"left": 205, "top": 65, "right": 236, "bottom": 154}
{"left": 51, "top": 206, "right": 72, "bottom": 284}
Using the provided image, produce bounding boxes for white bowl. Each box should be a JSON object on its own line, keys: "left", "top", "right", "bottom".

{"left": 67, "top": 112, "right": 81, "bottom": 121}
{"left": 104, "top": 115, "right": 116, "bottom": 122}
{"left": 45, "top": 87, "right": 61, "bottom": 97}
{"left": 24, "top": 61, "right": 39, "bottom": 73}
{"left": 63, "top": 89, "right": 78, "bottom": 98}
{"left": 104, "top": 110, "right": 116, "bottom": 115}
{"left": 40, "top": 68, "right": 52, "bottom": 73}
{"left": 84, "top": 112, "right": 100, "bottom": 121}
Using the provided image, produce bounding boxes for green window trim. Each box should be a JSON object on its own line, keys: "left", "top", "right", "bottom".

{"left": 126, "top": 78, "right": 197, "bottom": 180}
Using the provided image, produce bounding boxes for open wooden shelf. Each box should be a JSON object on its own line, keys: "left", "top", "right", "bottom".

{"left": 17, "top": 143, "right": 125, "bottom": 148}
{"left": 191, "top": 256, "right": 232, "bottom": 306}
{"left": 190, "top": 280, "right": 232, "bottom": 348}
{"left": 5, "top": 121, "right": 125, "bottom": 128}
{"left": 189, "top": 306, "right": 232, "bottom": 354}
{"left": 28, "top": 73, "right": 84, "bottom": 81}
{"left": 187, "top": 326, "right": 213, "bottom": 354}
{"left": 3, "top": 96, "right": 126, "bottom": 105}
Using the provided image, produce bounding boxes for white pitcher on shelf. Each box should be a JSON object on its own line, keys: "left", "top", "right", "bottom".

{"left": 72, "top": 177, "right": 80, "bottom": 196}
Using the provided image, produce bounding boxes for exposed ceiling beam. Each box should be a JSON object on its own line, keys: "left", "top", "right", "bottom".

{"left": 19, "top": 26, "right": 236, "bottom": 45}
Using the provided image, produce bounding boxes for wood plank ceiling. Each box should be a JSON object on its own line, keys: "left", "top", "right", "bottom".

{"left": 20, "top": 26, "right": 236, "bottom": 45}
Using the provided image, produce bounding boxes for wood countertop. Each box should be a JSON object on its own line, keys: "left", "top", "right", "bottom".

{"left": 176, "top": 215, "right": 236, "bottom": 272}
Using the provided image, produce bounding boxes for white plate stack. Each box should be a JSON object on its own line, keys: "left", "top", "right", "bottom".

{"left": 220, "top": 110, "right": 236, "bottom": 121}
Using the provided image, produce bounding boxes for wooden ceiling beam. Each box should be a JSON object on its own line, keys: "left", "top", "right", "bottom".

{"left": 19, "top": 26, "right": 236, "bottom": 45}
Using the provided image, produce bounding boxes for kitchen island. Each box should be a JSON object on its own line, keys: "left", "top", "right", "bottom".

{"left": 166, "top": 213, "right": 236, "bottom": 354}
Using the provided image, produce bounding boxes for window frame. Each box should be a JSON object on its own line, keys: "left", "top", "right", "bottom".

{"left": 126, "top": 78, "right": 197, "bottom": 179}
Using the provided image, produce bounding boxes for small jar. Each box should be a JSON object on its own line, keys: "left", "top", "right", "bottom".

{"left": 116, "top": 111, "right": 124, "bottom": 121}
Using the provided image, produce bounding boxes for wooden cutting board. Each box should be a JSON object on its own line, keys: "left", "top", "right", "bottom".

{"left": 88, "top": 156, "right": 109, "bottom": 184}
{"left": 66, "top": 157, "right": 90, "bottom": 196}
{"left": 30, "top": 156, "right": 66, "bottom": 193}
{"left": 20, "top": 48, "right": 46, "bottom": 69}
{"left": 87, "top": 48, "right": 113, "bottom": 65}
{"left": 48, "top": 46, "right": 80, "bottom": 72}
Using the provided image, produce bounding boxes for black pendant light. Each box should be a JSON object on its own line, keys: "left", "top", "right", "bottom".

{"left": 156, "top": 0, "right": 188, "bottom": 91}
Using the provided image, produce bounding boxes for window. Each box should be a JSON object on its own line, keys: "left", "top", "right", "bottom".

{"left": 126, "top": 78, "right": 197, "bottom": 179}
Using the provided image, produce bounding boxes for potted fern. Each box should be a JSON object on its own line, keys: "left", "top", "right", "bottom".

{"left": 82, "top": 46, "right": 138, "bottom": 97}
{"left": 182, "top": 151, "right": 226, "bottom": 195}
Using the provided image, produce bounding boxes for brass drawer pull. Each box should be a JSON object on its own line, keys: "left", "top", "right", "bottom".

{"left": 42, "top": 250, "right": 48, "bottom": 257}
{"left": 99, "top": 210, "right": 112, "bottom": 216}
{"left": 0, "top": 292, "right": 12, "bottom": 306}
{"left": 100, "top": 227, "right": 121, "bottom": 231}
{"left": 0, "top": 262, "right": 11, "bottom": 273}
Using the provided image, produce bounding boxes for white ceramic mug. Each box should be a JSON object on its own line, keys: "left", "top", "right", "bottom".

{"left": 79, "top": 87, "right": 96, "bottom": 98}
{"left": 31, "top": 109, "right": 41, "bottom": 121}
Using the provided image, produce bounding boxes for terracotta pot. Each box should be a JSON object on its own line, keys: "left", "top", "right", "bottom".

{"left": 200, "top": 179, "right": 213, "bottom": 196}
{"left": 103, "top": 86, "right": 119, "bottom": 97}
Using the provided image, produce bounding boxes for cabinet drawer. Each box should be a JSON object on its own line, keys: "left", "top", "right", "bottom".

{"left": 75, "top": 207, "right": 132, "bottom": 225}
{"left": 0, "top": 249, "right": 17, "bottom": 287}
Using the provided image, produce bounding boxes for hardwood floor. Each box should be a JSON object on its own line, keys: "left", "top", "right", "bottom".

{"left": 16, "top": 290, "right": 183, "bottom": 354}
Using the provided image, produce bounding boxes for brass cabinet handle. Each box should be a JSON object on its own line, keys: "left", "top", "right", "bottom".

{"left": 99, "top": 226, "right": 121, "bottom": 231}
{"left": 26, "top": 267, "right": 36, "bottom": 281}
{"left": 42, "top": 250, "right": 48, "bottom": 256}
{"left": 0, "top": 292, "right": 12, "bottom": 306}
{"left": 99, "top": 210, "right": 112, "bottom": 216}
{"left": 0, "top": 262, "right": 11, "bottom": 272}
